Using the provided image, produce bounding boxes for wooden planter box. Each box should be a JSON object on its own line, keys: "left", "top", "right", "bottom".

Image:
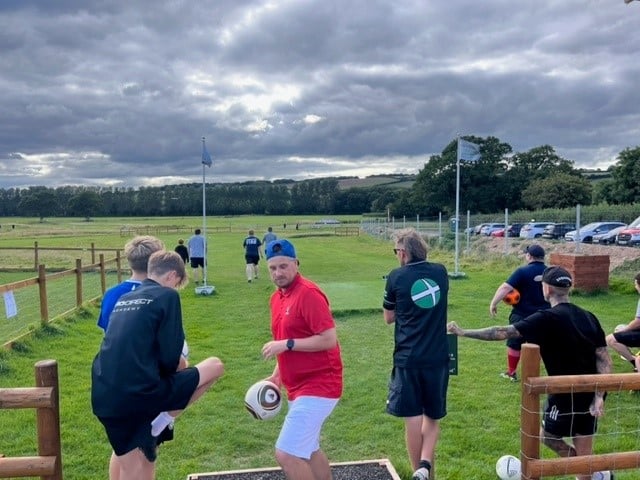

{"left": 548, "top": 253, "right": 610, "bottom": 292}
{"left": 187, "top": 459, "right": 401, "bottom": 480}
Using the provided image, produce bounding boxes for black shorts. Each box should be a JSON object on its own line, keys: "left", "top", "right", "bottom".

{"left": 190, "top": 257, "right": 205, "bottom": 268}
{"left": 386, "top": 365, "right": 448, "bottom": 419}
{"left": 542, "top": 394, "right": 597, "bottom": 437}
{"left": 613, "top": 330, "right": 640, "bottom": 347}
{"left": 99, "top": 415, "right": 174, "bottom": 462}
{"left": 507, "top": 312, "right": 526, "bottom": 350}
{"left": 98, "top": 367, "right": 199, "bottom": 461}
{"left": 245, "top": 255, "right": 260, "bottom": 265}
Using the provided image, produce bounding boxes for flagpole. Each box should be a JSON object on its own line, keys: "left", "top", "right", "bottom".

{"left": 201, "top": 137, "right": 207, "bottom": 286}
{"left": 196, "top": 137, "right": 215, "bottom": 295}
{"left": 453, "top": 135, "right": 462, "bottom": 276}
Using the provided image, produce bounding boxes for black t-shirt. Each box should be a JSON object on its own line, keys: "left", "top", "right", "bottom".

{"left": 91, "top": 279, "right": 185, "bottom": 418}
{"left": 383, "top": 260, "right": 449, "bottom": 368}
{"left": 514, "top": 303, "right": 606, "bottom": 377}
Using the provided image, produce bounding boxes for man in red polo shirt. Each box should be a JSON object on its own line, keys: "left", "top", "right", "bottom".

{"left": 261, "top": 239, "right": 343, "bottom": 480}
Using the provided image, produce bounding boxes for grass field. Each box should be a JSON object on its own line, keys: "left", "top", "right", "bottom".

{"left": 1, "top": 216, "right": 640, "bottom": 479}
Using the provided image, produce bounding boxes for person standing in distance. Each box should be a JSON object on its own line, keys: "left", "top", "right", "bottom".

{"left": 489, "top": 244, "right": 549, "bottom": 382}
{"left": 262, "top": 226, "right": 277, "bottom": 252}
{"left": 448, "top": 267, "right": 612, "bottom": 480}
{"left": 606, "top": 272, "right": 640, "bottom": 371}
{"left": 174, "top": 239, "right": 189, "bottom": 265}
{"left": 97, "top": 235, "right": 164, "bottom": 332}
{"left": 261, "top": 239, "right": 343, "bottom": 480}
{"left": 187, "top": 228, "right": 206, "bottom": 284}
{"left": 92, "top": 251, "right": 224, "bottom": 480}
{"left": 243, "top": 229, "right": 262, "bottom": 283}
{"left": 383, "top": 228, "right": 449, "bottom": 480}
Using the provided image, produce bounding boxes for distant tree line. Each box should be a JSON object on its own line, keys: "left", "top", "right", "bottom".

{"left": 1, "top": 138, "right": 638, "bottom": 221}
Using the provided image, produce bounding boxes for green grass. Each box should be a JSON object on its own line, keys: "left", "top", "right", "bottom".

{"left": 1, "top": 217, "right": 640, "bottom": 479}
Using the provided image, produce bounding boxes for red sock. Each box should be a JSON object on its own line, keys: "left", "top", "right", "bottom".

{"left": 507, "top": 348, "right": 520, "bottom": 375}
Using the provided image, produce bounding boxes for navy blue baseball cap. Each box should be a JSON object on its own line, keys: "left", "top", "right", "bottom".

{"left": 265, "top": 239, "right": 297, "bottom": 260}
{"left": 524, "top": 244, "right": 545, "bottom": 258}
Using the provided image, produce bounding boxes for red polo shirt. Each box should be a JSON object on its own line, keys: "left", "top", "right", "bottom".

{"left": 270, "top": 274, "right": 343, "bottom": 400}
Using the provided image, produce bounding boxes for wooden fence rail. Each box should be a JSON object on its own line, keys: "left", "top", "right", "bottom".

{"left": 0, "top": 360, "right": 63, "bottom": 479}
{"left": 0, "top": 251, "right": 124, "bottom": 347}
{"left": 520, "top": 344, "right": 640, "bottom": 479}
{"left": 0, "top": 242, "right": 121, "bottom": 271}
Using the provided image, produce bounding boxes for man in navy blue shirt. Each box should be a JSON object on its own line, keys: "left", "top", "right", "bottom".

{"left": 243, "top": 229, "right": 262, "bottom": 283}
{"left": 489, "top": 244, "right": 550, "bottom": 381}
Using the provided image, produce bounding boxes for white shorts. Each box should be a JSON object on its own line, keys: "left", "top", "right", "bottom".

{"left": 275, "top": 396, "right": 339, "bottom": 459}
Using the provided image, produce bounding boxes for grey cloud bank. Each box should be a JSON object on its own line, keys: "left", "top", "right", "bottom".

{"left": 0, "top": 1, "right": 638, "bottom": 189}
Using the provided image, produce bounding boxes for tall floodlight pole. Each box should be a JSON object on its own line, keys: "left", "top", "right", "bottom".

{"left": 195, "top": 137, "right": 215, "bottom": 295}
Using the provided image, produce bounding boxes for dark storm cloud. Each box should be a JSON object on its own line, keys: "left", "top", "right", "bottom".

{"left": 0, "top": 0, "right": 639, "bottom": 189}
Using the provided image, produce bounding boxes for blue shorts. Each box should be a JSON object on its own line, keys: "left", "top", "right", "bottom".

{"left": 276, "top": 396, "right": 339, "bottom": 459}
{"left": 386, "top": 365, "right": 448, "bottom": 419}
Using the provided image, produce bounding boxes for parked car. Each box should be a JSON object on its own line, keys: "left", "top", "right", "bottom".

{"left": 616, "top": 215, "right": 640, "bottom": 247}
{"left": 519, "top": 222, "right": 553, "bottom": 239}
{"left": 506, "top": 223, "right": 523, "bottom": 237}
{"left": 480, "top": 223, "right": 505, "bottom": 236}
{"left": 473, "top": 223, "right": 490, "bottom": 235}
{"left": 541, "top": 223, "right": 576, "bottom": 240}
{"left": 490, "top": 228, "right": 505, "bottom": 237}
{"left": 593, "top": 225, "right": 627, "bottom": 245}
{"left": 565, "top": 222, "right": 627, "bottom": 243}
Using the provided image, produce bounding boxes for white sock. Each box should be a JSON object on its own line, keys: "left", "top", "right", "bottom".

{"left": 151, "top": 411, "right": 174, "bottom": 437}
{"left": 246, "top": 265, "right": 253, "bottom": 280}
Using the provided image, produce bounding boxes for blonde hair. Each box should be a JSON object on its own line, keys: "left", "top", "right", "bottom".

{"left": 124, "top": 236, "right": 165, "bottom": 273}
{"left": 393, "top": 228, "right": 428, "bottom": 262}
{"left": 148, "top": 251, "right": 187, "bottom": 289}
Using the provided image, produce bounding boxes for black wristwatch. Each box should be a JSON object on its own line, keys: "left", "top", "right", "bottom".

{"left": 286, "top": 339, "right": 295, "bottom": 351}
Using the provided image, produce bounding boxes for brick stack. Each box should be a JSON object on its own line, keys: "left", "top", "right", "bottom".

{"left": 548, "top": 253, "right": 610, "bottom": 292}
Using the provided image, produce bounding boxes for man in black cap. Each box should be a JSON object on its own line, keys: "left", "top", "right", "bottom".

{"left": 448, "top": 266, "right": 612, "bottom": 480}
{"left": 488, "top": 244, "right": 550, "bottom": 381}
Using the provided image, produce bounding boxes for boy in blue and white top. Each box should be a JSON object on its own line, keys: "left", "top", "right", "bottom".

{"left": 97, "top": 235, "right": 164, "bottom": 332}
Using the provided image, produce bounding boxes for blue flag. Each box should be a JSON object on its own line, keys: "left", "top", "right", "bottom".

{"left": 457, "top": 138, "right": 481, "bottom": 162}
{"left": 202, "top": 143, "right": 213, "bottom": 167}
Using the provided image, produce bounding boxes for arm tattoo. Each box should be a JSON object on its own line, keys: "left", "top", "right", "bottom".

{"left": 462, "top": 325, "right": 521, "bottom": 341}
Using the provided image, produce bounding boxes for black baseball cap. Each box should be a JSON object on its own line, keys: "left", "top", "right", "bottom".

{"left": 542, "top": 266, "right": 573, "bottom": 288}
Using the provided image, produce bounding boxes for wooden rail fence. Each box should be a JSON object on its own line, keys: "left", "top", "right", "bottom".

{"left": 0, "top": 360, "right": 63, "bottom": 479}
{"left": 0, "top": 251, "right": 124, "bottom": 347}
{"left": 520, "top": 344, "right": 640, "bottom": 479}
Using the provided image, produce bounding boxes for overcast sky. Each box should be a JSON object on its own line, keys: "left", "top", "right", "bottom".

{"left": 1, "top": 1, "right": 638, "bottom": 190}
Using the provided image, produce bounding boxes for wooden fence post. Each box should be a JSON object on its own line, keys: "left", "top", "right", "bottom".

{"left": 90, "top": 243, "right": 96, "bottom": 265}
{"left": 35, "top": 359, "right": 63, "bottom": 480}
{"left": 521, "top": 344, "right": 541, "bottom": 480}
{"left": 116, "top": 250, "right": 122, "bottom": 284}
{"left": 34, "top": 241, "right": 39, "bottom": 271}
{"left": 99, "top": 254, "right": 106, "bottom": 294}
{"left": 75, "top": 259, "right": 82, "bottom": 308}
{"left": 38, "top": 265, "right": 48, "bottom": 325}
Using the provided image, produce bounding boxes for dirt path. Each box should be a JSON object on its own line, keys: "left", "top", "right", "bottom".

{"left": 475, "top": 236, "right": 640, "bottom": 273}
